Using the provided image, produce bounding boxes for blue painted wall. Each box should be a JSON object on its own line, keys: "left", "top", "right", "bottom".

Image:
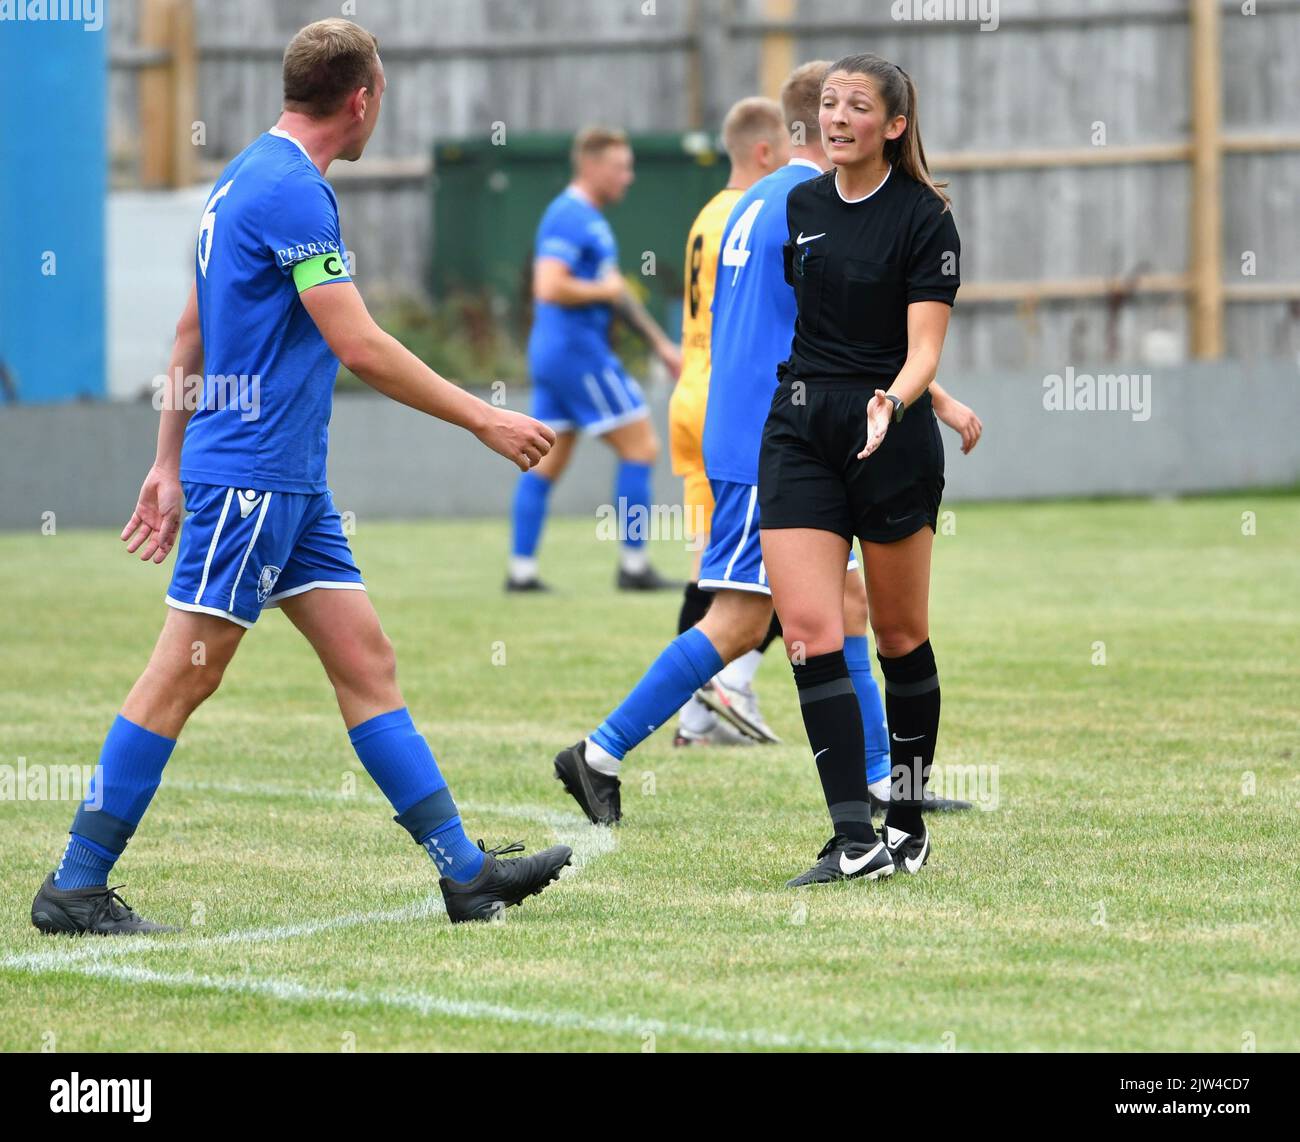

{"left": 0, "top": 7, "right": 108, "bottom": 402}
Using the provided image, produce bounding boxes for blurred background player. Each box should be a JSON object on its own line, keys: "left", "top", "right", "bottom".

{"left": 670, "top": 95, "right": 789, "bottom": 748}
{"left": 507, "top": 127, "right": 684, "bottom": 593}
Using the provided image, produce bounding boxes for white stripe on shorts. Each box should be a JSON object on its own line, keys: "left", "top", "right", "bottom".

{"left": 194, "top": 488, "right": 235, "bottom": 606}
{"left": 229, "top": 493, "right": 273, "bottom": 612}
{"left": 722, "top": 486, "right": 760, "bottom": 583}
{"left": 603, "top": 367, "right": 634, "bottom": 414}
{"left": 583, "top": 374, "right": 615, "bottom": 422}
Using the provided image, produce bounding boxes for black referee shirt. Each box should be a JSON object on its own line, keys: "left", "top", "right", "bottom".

{"left": 782, "top": 166, "right": 960, "bottom": 381}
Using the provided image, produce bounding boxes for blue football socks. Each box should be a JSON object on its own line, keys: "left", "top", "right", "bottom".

{"left": 591, "top": 628, "right": 724, "bottom": 762}
{"left": 55, "top": 715, "right": 176, "bottom": 889}
{"left": 511, "top": 469, "right": 553, "bottom": 560}
{"left": 349, "top": 709, "right": 485, "bottom": 882}
{"left": 615, "top": 460, "right": 654, "bottom": 552}
{"left": 846, "top": 636, "right": 892, "bottom": 788}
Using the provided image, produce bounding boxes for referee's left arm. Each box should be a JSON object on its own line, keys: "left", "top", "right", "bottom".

{"left": 889, "top": 300, "right": 951, "bottom": 408}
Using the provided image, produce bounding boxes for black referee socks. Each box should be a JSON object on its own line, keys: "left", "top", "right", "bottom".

{"left": 793, "top": 650, "right": 875, "bottom": 844}
{"left": 878, "top": 640, "right": 941, "bottom": 837}
{"left": 677, "top": 582, "right": 712, "bottom": 636}
{"left": 759, "top": 612, "right": 784, "bottom": 655}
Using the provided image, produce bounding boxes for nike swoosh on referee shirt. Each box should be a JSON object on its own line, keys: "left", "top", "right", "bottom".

{"left": 796, "top": 232, "right": 827, "bottom": 245}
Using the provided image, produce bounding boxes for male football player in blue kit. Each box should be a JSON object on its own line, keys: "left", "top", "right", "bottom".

{"left": 30, "top": 19, "right": 572, "bottom": 934}
{"left": 506, "top": 127, "right": 684, "bottom": 594}
{"left": 552, "top": 63, "right": 981, "bottom": 829}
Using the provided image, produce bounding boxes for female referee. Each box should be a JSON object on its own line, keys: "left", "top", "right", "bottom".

{"left": 760, "top": 54, "right": 960, "bottom": 886}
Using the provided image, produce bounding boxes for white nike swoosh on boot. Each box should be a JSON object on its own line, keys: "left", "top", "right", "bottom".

{"left": 839, "top": 842, "right": 884, "bottom": 875}
{"left": 904, "top": 833, "right": 930, "bottom": 874}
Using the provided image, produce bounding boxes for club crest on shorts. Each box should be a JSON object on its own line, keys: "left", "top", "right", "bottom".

{"left": 256, "top": 564, "right": 282, "bottom": 604}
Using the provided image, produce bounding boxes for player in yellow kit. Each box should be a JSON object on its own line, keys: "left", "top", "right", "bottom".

{"left": 669, "top": 97, "right": 790, "bottom": 746}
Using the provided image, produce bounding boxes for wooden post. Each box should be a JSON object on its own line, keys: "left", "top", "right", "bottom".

{"left": 171, "top": 0, "right": 196, "bottom": 188}
{"left": 139, "top": 0, "right": 196, "bottom": 188}
{"left": 138, "top": 0, "right": 170, "bottom": 187}
{"left": 1189, "top": 0, "right": 1224, "bottom": 358}
{"left": 760, "top": 0, "right": 796, "bottom": 101}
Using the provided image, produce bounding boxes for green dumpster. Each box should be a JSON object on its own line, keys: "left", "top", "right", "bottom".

{"left": 430, "top": 132, "right": 732, "bottom": 348}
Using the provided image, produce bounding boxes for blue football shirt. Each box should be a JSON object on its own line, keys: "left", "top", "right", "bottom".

{"left": 703, "top": 159, "right": 822, "bottom": 486}
{"left": 528, "top": 188, "right": 619, "bottom": 359}
{"left": 183, "top": 129, "right": 352, "bottom": 495}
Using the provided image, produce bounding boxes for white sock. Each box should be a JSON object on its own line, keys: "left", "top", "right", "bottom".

{"left": 679, "top": 696, "right": 716, "bottom": 735}
{"left": 584, "top": 737, "right": 622, "bottom": 776}
{"left": 718, "top": 649, "right": 762, "bottom": 691}
{"left": 868, "top": 777, "right": 891, "bottom": 803}
{"left": 620, "top": 547, "right": 649, "bottom": 574}
{"left": 509, "top": 556, "right": 539, "bottom": 583}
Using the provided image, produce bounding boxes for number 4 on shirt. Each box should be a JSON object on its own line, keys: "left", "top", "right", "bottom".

{"left": 721, "top": 199, "right": 765, "bottom": 286}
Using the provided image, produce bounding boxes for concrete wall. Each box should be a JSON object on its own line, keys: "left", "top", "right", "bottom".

{"left": 109, "top": 188, "right": 212, "bottom": 400}
{"left": 2, "top": 362, "right": 1296, "bottom": 532}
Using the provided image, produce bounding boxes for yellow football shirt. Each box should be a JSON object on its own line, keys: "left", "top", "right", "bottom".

{"left": 677, "top": 187, "right": 744, "bottom": 409}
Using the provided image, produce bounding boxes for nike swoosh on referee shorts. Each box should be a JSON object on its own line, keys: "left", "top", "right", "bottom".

{"left": 839, "top": 843, "right": 883, "bottom": 875}
{"left": 892, "top": 732, "right": 925, "bottom": 743}
{"left": 813, "top": 748, "right": 829, "bottom": 762}
{"left": 797, "top": 232, "right": 826, "bottom": 245}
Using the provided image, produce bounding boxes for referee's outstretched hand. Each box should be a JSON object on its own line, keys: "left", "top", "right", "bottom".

{"left": 858, "top": 390, "right": 894, "bottom": 461}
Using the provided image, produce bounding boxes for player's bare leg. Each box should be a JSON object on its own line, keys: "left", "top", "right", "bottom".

{"left": 121, "top": 609, "right": 248, "bottom": 738}
{"left": 763, "top": 529, "right": 851, "bottom": 660}
{"left": 280, "top": 588, "right": 571, "bottom": 921}
{"left": 279, "top": 586, "right": 401, "bottom": 728}
{"left": 692, "top": 589, "right": 782, "bottom": 743}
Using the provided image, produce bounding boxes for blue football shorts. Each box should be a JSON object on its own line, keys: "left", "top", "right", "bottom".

{"left": 699, "top": 479, "right": 859, "bottom": 596}
{"left": 529, "top": 346, "right": 649, "bottom": 436}
{"left": 166, "top": 482, "right": 365, "bottom": 628}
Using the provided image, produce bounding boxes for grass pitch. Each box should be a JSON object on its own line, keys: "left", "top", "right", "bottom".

{"left": 1, "top": 495, "right": 1297, "bottom": 1052}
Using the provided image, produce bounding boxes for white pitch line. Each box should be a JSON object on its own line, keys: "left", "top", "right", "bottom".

{"left": 4, "top": 800, "right": 612, "bottom": 971}
{"left": 2, "top": 957, "right": 935, "bottom": 1053}
{"left": 2, "top": 783, "right": 940, "bottom": 1052}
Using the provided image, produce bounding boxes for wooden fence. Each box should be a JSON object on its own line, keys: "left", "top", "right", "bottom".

{"left": 108, "top": 0, "right": 1300, "bottom": 368}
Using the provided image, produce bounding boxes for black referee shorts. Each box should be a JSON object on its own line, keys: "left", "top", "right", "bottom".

{"left": 758, "top": 377, "right": 945, "bottom": 545}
